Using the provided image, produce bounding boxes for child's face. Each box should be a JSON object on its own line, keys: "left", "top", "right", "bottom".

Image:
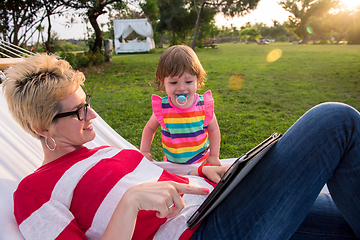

{"left": 163, "top": 72, "right": 197, "bottom": 108}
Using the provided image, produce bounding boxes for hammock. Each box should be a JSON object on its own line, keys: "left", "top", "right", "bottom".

{"left": 0, "top": 40, "right": 35, "bottom": 70}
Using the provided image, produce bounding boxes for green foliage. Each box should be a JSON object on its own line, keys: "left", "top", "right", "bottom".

{"left": 347, "top": 24, "right": 360, "bottom": 44}
{"left": 83, "top": 43, "right": 360, "bottom": 160}
{"left": 49, "top": 32, "right": 62, "bottom": 53}
{"left": 139, "top": 0, "right": 159, "bottom": 23}
{"left": 2, "top": 0, "right": 43, "bottom": 45}
{"left": 277, "top": 35, "right": 288, "bottom": 42}
{"left": 60, "top": 42, "right": 79, "bottom": 52}
{"left": 204, "top": 0, "right": 261, "bottom": 17}
{"left": 157, "top": 0, "right": 194, "bottom": 44}
{"left": 346, "top": 11, "right": 360, "bottom": 44}
{"left": 279, "top": 0, "right": 340, "bottom": 41}
{"left": 240, "top": 27, "right": 260, "bottom": 42}
{"left": 62, "top": 0, "right": 124, "bottom": 52}
{"left": 59, "top": 51, "right": 105, "bottom": 69}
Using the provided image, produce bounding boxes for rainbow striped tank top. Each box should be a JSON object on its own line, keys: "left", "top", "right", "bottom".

{"left": 152, "top": 90, "right": 214, "bottom": 164}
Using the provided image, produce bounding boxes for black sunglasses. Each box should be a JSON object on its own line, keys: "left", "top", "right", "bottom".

{"left": 53, "top": 95, "right": 91, "bottom": 121}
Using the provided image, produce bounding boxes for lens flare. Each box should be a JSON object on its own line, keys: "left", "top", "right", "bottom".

{"left": 228, "top": 74, "right": 245, "bottom": 90}
{"left": 266, "top": 49, "right": 282, "bottom": 63}
{"left": 307, "top": 27, "right": 313, "bottom": 34}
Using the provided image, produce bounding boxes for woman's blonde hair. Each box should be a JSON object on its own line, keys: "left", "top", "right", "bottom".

{"left": 2, "top": 54, "right": 85, "bottom": 139}
{"left": 155, "top": 45, "right": 206, "bottom": 91}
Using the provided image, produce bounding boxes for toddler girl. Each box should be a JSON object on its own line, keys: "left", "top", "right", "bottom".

{"left": 140, "top": 45, "right": 221, "bottom": 166}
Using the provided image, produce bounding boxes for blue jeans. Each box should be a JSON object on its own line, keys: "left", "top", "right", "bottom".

{"left": 191, "top": 103, "right": 360, "bottom": 239}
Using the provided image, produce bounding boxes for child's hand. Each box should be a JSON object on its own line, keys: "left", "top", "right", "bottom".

{"left": 201, "top": 166, "right": 229, "bottom": 183}
{"left": 205, "top": 156, "right": 222, "bottom": 166}
{"left": 141, "top": 151, "right": 154, "bottom": 161}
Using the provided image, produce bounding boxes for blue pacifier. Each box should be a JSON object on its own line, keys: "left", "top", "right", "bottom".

{"left": 175, "top": 93, "right": 189, "bottom": 106}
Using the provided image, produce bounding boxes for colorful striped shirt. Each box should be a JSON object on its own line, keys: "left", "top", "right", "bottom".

{"left": 152, "top": 90, "right": 214, "bottom": 164}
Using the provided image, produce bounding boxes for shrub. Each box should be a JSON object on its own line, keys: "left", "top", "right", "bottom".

{"left": 58, "top": 50, "right": 105, "bottom": 69}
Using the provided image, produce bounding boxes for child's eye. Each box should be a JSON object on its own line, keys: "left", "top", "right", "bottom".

{"left": 186, "top": 81, "right": 193, "bottom": 84}
{"left": 170, "top": 82, "right": 177, "bottom": 85}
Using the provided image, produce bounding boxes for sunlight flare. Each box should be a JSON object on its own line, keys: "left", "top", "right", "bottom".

{"left": 266, "top": 49, "right": 282, "bottom": 63}
{"left": 228, "top": 74, "right": 245, "bottom": 90}
{"left": 340, "top": 0, "right": 360, "bottom": 9}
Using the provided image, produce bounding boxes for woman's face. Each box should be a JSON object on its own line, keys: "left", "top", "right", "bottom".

{"left": 50, "top": 86, "right": 96, "bottom": 150}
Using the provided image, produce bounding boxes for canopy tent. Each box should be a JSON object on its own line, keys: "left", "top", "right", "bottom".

{"left": 113, "top": 19, "right": 155, "bottom": 54}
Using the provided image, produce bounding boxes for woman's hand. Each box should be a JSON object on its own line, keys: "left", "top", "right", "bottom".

{"left": 201, "top": 165, "right": 229, "bottom": 183}
{"left": 127, "top": 181, "right": 210, "bottom": 218}
{"left": 101, "top": 181, "right": 210, "bottom": 240}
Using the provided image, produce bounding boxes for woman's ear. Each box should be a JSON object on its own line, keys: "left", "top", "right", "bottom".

{"left": 32, "top": 125, "right": 50, "bottom": 139}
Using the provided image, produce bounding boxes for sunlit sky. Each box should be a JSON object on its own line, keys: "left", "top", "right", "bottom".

{"left": 46, "top": 0, "right": 359, "bottom": 40}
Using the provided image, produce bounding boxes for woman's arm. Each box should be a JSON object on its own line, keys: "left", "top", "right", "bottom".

{"left": 140, "top": 113, "right": 160, "bottom": 161}
{"left": 206, "top": 114, "right": 221, "bottom": 166}
{"left": 101, "top": 182, "right": 210, "bottom": 240}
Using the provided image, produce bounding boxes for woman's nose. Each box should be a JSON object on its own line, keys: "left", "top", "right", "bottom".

{"left": 86, "top": 107, "right": 97, "bottom": 120}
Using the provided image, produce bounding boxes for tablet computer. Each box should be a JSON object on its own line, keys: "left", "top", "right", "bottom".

{"left": 187, "top": 132, "right": 282, "bottom": 229}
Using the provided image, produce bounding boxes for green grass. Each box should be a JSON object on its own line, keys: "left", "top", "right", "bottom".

{"left": 83, "top": 43, "right": 360, "bottom": 161}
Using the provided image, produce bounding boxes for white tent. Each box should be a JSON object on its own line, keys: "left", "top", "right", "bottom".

{"left": 113, "top": 19, "right": 155, "bottom": 54}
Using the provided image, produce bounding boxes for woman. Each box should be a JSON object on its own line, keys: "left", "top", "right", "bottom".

{"left": 3, "top": 54, "right": 359, "bottom": 239}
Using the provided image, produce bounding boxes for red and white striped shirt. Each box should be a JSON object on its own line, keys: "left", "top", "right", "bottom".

{"left": 14, "top": 146, "right": 214, "bottom": 240}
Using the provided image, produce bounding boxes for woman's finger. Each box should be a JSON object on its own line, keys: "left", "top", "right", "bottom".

{"left": 175, "top": 183, "right": 211, "bottom": 196}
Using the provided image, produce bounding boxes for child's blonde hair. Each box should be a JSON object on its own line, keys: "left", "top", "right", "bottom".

{"left": 2, "top": 54, "right": 85, "bottom": 139}
{"left": 155, "top": 45, "right": 206, "bottom": 91}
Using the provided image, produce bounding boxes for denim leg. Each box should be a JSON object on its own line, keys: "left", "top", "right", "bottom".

{"left": 290, "top": 190, "right": 357, "bottom": 239}
{"left": 190, "top": 103, "right": 360, "bottom": 240}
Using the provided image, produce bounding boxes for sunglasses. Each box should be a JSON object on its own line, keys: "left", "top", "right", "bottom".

{"left": 53, "top": 95, "right": 91, "bottom": 121}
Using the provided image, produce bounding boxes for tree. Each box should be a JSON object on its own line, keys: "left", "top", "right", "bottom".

{"left": 0, "top": 0, "right": 9, "bottom": 41}
{"left": 240, "top": 27, "right": 259, "bottom": 42}
{"left": 191, "top": 0, "right": 261, "bottom": 49}
{"left": 328, "top": 9, "right": 356, "bottom": 43}
{"left": 35, "top": 25, "right": 45, "bottom": 52}
{"left": 65, "top": 17, "right": 78, "bottom": 28}
{"left": 139, "top": 0, "right": 159, "bottom": 24}
{"left": 157, "top": 0, "right": 194, "bottom": 45}
{"left": 62, "top": 0, "right": 124, "bottom": 52}
{"left": 346, "top": 9, "right": 360, "bottom": 44}
{"left": 1, "top": 0, "right": 43, "bottom": 45}
{"left": 307, "top": 15, "right": 331, "bottom": 43}
{"left": 279, "top": 0, "right": 339, "bottom": 43}
{"left": 2, "top": 0, "right": 68, "bottom": 52}
{"left": 42, "top": 0, "right": 69, "bottom": 53}
{"left": 139, "top": 0, "right": 160, "bottom": 45}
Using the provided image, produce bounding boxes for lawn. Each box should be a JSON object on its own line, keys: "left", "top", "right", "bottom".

{"left": 83, "top": 42, "right": 360, "bottom": 161}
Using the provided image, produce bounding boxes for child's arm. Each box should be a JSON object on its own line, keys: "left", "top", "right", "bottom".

{"left": 140, "top": 113, "right": 160, "bottom": 161}
{"left": 206, "top": 114, "right": 222, "bottom": 166}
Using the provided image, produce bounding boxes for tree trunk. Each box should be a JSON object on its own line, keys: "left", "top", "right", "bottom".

{"left": 171, "top": 26, "right": 176, "bottom": 44}
{"left": 45, "top": 13, "right": 52, "bottom": 53}
{"left": 191, "top": 0, "right": 205, "bottom": 49}
{"left": 159, "top": 33, "right": 164, "bottom": 48}
{"left": 35, "top": 31, "right": 41, "bottom": 52}
{"left": 88, "top": 14, "right": 102, "bottom": 52}
{"left": 12, "top": 11, "right": 19, "bottom": 46}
